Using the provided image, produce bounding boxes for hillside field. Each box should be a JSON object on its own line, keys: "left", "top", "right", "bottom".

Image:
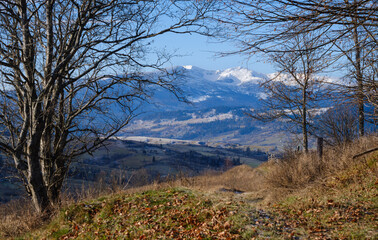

{"left": 0, "top": 136, "right": 377, "bottom": 239}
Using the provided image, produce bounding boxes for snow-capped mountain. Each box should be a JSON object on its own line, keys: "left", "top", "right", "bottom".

{"left": 182, "top": 65, "right": 266, "bottom": 85}
{"left": 120, "top": 66, "right": 350, "bottom": 147}
{"left": 144, "top": 66, "right": 267, "bottom": 112}
{"left": 119, "top": 66, "right": 287, "bottom": 146}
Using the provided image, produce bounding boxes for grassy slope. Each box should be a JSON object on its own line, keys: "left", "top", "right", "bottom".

{"left": 263, "top": 154, "right": 378, "bottom": 239}
{"left": 2, "top": 138, "right": 378, "bottom": 239}
{"left": 24, "top": 188, "right": 255, "bottom": 239}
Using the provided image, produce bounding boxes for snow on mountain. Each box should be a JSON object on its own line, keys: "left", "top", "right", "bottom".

{"left": 139, "top": 66, "right": 338, "bottom": 112}
{"left": 145, "top": 66, "right": 266, "bottom": 111}
{"left": 189, "top": 95, "right": 210, "bottom": 103}
{"left": 180, "top": 65, "right": 266, "bottom": 86}
{"left": 183, "top": 65, "right": 193, "bottom": 70}
{"left": 266, "top": 72, "right": 341, "bottom": 86}
{"left": 122, "top": 66, "right": 341, "bottom": 146}
{"left": 218, "top": 67, "right": 267, "bottom": 85}
{"left": 181, "top": 66, "right": 265, "bottom": 99}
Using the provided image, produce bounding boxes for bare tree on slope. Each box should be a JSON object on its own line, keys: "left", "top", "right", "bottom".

{"left": 0, "top": 0, "right": 214, "bottom": 214}
{"left": 213, "top": 0, "right": 377, "bottom": 137}
{"left": 249, "top": 33, "right": 328, "bottom": 152}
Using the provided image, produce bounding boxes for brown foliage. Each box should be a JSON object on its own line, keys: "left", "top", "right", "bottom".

{"left": 266, "top": 135, "right": 378, "bottom": 189}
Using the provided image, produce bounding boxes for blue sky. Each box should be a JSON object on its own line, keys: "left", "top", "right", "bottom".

{"left": 151, "top": 32, "right": 275, "bottom": 73}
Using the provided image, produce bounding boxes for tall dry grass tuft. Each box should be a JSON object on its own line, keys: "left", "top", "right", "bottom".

{"left": 266, "top": 135, "right": 378, "bottom": 189}
{"left": 0, "top": 198, "right": 43, "bottom": 237}
{"left": 162, "top": 165, "right": 268, "bottom": 194}
{"left": 267, "top": 152, "right": 321, "bottom": 188}
{"left": 0, "top": 177, "right": 127, "bottom": 238}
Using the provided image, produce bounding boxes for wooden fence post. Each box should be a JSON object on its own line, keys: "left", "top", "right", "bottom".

{"left": 317, "top": 137, "right": 323, "bottom": 158}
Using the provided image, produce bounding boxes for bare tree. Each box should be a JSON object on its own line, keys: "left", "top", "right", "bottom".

{"left": 364, "top": 49, "right": 378, "bottom": 111}
{"left": 214, "top": 0, "right": 377, "bottom": 50}
{"left": 330, "top": 3, "right": 377, "bottom": 136}
{"left": 249, "top": 33, "right": 328, "bottom": 152}
{"left": 318, "top": 103, "right": 359, "bottom": 145}
{"left": 364, "top": 51, "right": 378, "bottom": 123}
{"left": 213, "top": 0, "right": 377, "bottom": 137}
{"left": 0, "top": 0, "right": 214, "bottom": 213}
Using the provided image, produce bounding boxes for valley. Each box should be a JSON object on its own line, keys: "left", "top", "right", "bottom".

{"left": 2, "top": 65, "right": 367, "bottom": 204}
{"left": 0, "top": 66, "right": 335, "bottom": 203}
{"left": 120, "top": 106, "right": 286, "bottom": 146}
{"left": 0, "top": 138, "right": 268, "bottom": 203}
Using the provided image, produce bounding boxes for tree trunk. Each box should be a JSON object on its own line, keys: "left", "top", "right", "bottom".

{"left": 28, "top": 169, "right": 51, "bottom": 214}
{"left": 27, "top": 147, "right": 51, "bottom": 213}
{"left": 302, "top": 88, "right": 309, "bottom": 153}
{"left": 353, "top": 15, "right": 365, "bottom": 137}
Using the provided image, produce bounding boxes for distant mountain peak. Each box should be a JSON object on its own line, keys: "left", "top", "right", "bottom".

{"left": 179, "top": 65, "right": 266, "bottom": 86}
{"left": 219, "top": 67, "right": 266, "bottom": 85}
{"left": 183, "top": 65, "right": 193, "bottom": 70}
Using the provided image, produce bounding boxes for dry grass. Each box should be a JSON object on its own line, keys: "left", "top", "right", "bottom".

{"left": 0, "top": 180, "right": 127, "bottom": 239}
{"left": 266, "top": 152, "right": 323, "bottom": 188}
{"left": 265, "top": 142, "right": 378, "bottom": 239}
{"left": 0, "top": 198, "right": 43, "bottom": 237}
{"left": 266, "top": 135, "right": 378, "bottom": 189}
{"left": 1, "top": 135, "right": 376, "bottom": 239}
{"left": 174, "top": 165, "right": 266, "bottom": 192}
{"left": 110, "top": 165, "right": 268, "bottom": 196}
{"left": 0, "top": 167, "right": 265, "bottom": 239}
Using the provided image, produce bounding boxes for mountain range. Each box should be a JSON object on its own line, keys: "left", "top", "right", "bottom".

{"left": 145, "top": 65, "right": 266, "bottom": 111}
{"left": 119, "top": 66, "right": 301, "bottom": 147}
